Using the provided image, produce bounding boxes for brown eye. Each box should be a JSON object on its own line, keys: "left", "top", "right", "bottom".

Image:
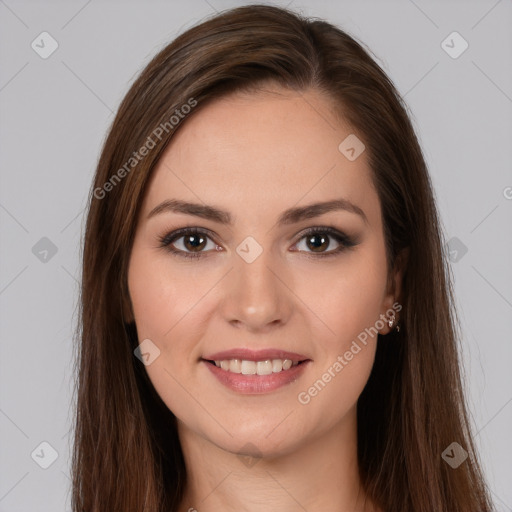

{"left": 293, "top": 227, "right": 357, "bottom": 257}
{"left": 305, "top": 233, "right": 330, "bottom": 252}
{"left": 159, "top": 228, "right": 218, "bottom": 258}
{"left": 182, "top": 233, "right": 208, "bottom": 252}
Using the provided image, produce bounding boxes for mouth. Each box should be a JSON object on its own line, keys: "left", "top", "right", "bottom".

{"left": 202, "top": 358, "right": 307, "bottom": 375}
{"left": 200, "top": 348, "right": 311, "bottom": 394}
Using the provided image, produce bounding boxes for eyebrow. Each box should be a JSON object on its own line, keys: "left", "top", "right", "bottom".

{"left": 147, "top": 198, "right": 368, "bottom": 225}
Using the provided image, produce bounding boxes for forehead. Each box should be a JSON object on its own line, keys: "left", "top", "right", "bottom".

{"left": 141, "top": 87, "right": 379, "bottom": 226}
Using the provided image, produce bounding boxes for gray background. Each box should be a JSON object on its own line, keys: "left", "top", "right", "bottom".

{"left": 0, "top": 0, "right": 511, "bottom": 510}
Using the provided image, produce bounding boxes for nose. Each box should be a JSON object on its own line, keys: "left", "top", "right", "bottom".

{"left": 219, "top": 249, "right": 293, "bottom": 333}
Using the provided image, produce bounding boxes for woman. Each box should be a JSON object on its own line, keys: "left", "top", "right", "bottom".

{"left": 72, "top": 4, "right": 494, "bottom": 511}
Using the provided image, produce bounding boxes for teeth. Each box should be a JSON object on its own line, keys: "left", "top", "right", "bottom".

{"left": 256, "top": 360, "right": 273, "bottom": 375}
{"left": 272, "top": 359, "right": 283, "bottom": 372}
{"left": 229, "top": 359, "right": 242, "bottom": 373}
{"left": 213, "top": 358, "right": 299, "bottom": 375}
{"left": 241, "top": 360, "right": 256, "bottom": 375}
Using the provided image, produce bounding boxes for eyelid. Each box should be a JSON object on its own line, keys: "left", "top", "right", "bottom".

{"left": 158, "top": 226, "right": 219, "bottom": 246}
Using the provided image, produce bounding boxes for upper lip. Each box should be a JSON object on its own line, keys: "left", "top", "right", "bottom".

{"left": 202, "top": 348, "right": 310, "bottom": 362}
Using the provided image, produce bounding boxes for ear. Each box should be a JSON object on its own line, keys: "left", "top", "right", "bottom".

{"left": 378, "top": 248, "right": 408, "bottom": 335}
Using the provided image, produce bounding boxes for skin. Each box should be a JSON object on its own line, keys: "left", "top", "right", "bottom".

{"left": 127, "top": 86, "right": 402, "bottom": 512}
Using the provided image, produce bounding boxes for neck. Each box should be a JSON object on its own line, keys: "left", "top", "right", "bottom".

{"left": 176, "top": 408, "right": 378, "bottom": 512}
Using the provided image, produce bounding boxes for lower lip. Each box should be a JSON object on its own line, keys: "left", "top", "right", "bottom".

{"left": 202, "top": 360, "right": 310, "bottom": 394}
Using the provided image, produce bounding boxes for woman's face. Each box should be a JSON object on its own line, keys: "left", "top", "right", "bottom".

{"left": 128, "top": 86, "right": 399, "bottom": 457}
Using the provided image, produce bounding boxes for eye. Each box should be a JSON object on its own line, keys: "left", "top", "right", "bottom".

{"left": 292, "top": 227, "right": 357, "bottom": 257}
{"left": 158, "top": 228, "right": 219, "bottom": 259}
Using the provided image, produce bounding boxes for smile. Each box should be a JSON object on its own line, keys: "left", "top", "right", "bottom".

{"left": 201, "top": 348, "right": 311, "bottom": 394}
{"left": 210, "top": 358, "right": 301, "bottom": 375}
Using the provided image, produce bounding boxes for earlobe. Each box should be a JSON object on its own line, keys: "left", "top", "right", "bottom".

{"left": 386, "top": 308, "right": 400, "bottom": 332}
{"left": 378, "top": 301, "right": 400, "bottom": 335}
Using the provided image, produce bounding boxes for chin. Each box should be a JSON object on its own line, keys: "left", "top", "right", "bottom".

{"left": 201, "top": 412, "right": 313, "bottom": 458}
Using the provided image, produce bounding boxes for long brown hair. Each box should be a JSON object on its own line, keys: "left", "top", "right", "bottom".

{"left": 71, "top": 5, "right": 494, "bottom": 511}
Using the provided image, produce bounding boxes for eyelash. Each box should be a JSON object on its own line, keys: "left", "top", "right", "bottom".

{"left": 157, "top": 226, "right": 358, "bottom": 260}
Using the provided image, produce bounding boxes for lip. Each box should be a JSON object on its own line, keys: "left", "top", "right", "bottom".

{"left": 203, "top": 359, "right": 311, "bottom": 394}
{"left": 202, "top": 348, "right": 309, "bottom": 362}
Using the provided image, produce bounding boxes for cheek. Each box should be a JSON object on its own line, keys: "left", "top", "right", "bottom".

{"left": 128, "top": 247, "right": 211, "bottom": 343}
{"left": 127, "top": 248, "right": 212, "bottom": 422}
{"left": 295, "top": 249, "right": 388, "bottom": 348}
{"left": 292, "top": 249, "right": 387, "bottom": 414}
{"left": 293, "top": 295, "right": 381, "bottom": 432}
